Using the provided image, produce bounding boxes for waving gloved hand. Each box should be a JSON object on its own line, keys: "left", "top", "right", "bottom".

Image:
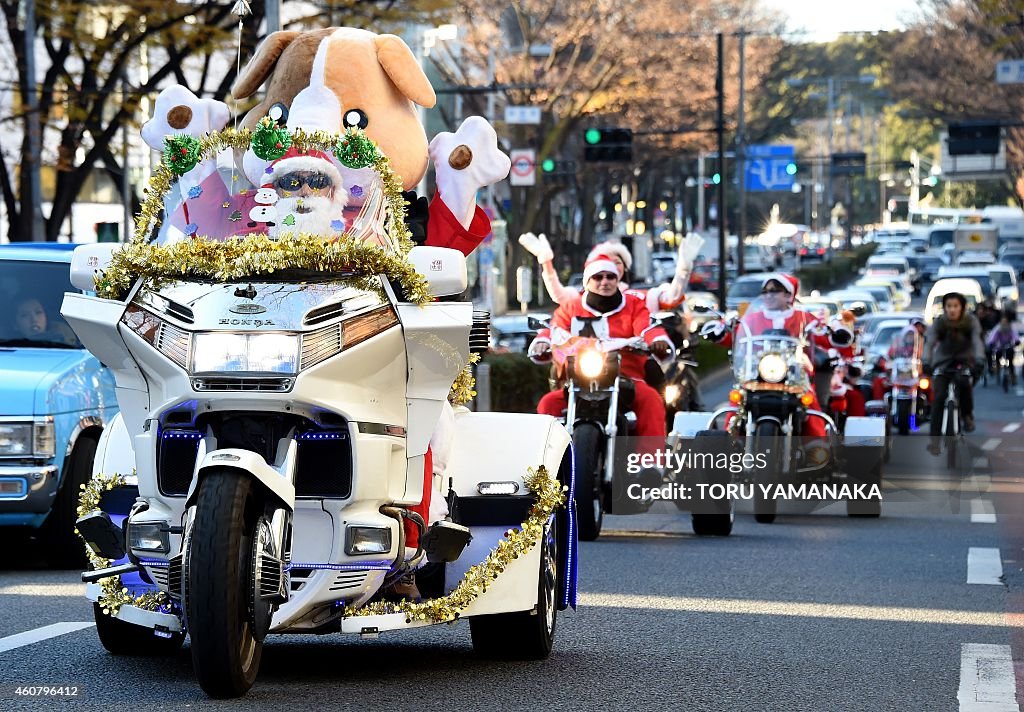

{"left": 675, "top": 232, "right": 706, "bottom": 281}
{"left": 518, "top": 232, "right": 554, "bottom": 264}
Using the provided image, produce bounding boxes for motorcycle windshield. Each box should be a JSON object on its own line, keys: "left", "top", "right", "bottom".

{"left": 148, "top": 157, "right": 402, "bottom": 260}
{"left": 732, "top": 312, "right": 808, "bottom": 386}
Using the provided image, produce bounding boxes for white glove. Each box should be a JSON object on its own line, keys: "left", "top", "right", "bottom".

{"left": 528, "top": 339, "right": 552, "bottom": 362}
{"left": 518, "top": 232, "right": 554, "bottom": 264}
{"left": 700, "top": 321, "right": 727, "bottom": 341}
{"left": 676, "top": 233, "right": 706, "bottom": 277}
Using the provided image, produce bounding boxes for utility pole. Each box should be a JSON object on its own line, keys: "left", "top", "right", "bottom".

{"left": 23, "top": 0, "right": 44, "bottom": 241}
{"left": 716, "top": 31, "right": 727, "bottom": 312}
{"left": 826, "top": 76, "right": 835, "bottom": 227}
{"left": 265, "top": 0, "right": 280, "bottom": 33}
{"left": 736, "top": 29, "right": 747, "bottom": 275}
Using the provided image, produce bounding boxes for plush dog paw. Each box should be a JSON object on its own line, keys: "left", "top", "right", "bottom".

{"left": 141, "top": 84, "right": 230, "bottom": 152}
{"left": 429, "top": 116, "right": 511, "bottom": 188}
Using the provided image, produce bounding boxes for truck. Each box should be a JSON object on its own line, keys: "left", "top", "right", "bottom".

{"left": 954, "top": 224, "right": 998, "bottom": 257}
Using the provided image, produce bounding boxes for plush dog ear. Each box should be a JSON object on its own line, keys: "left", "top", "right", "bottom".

{"left": 374, "top": 34, "right": 437, "bottom": 108}
{"left": 231, "top": 30, "right": 301, "bottom": 100}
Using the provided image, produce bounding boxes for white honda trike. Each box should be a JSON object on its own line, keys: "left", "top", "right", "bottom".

{"left": 63, "top": 134, "right": 576, "bottom": 698}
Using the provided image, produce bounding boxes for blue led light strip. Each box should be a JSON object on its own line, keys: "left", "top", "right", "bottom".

{"left": 286, "top": 561, "right": 391, "bottom": 571}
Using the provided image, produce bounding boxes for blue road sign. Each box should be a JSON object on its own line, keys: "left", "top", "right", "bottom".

{"left": 745, "top": 144, "right": 795, "bottom": 192}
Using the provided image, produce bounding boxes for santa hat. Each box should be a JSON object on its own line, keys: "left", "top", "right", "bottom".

{"left": 587, "top": 241, "right": 632, "bottom": 273}
{"left": 762, "top": 272, "right": 798, "bottom": 296}
{"left": 264, "top": 147, "right": 344, "bottom": 193}
{"left": 582, "top": 254, "right": 620, "bottom": 284}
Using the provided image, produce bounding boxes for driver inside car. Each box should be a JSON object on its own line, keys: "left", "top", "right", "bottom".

{"left": 701, "top": 273, "right": 852, "bottom": 438}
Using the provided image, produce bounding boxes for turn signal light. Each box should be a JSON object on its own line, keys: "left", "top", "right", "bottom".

{"left": 728, "top": 389, "right": 743, "bottom": 405}
{"left": 800, "top": 392, "right": 815, "bottom": 407}
{"left": 919, "top": 378, "right": 930, "bottom": 390}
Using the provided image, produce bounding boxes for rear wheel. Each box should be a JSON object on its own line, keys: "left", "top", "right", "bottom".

{"left": 93, "top": 603, "right": 184, "bottom": 656}
{"left": 753, "top": 421, "right": 780, "bottom": 524}
{"left": 689, "top": 431, "right": 734, "bottom": 536}
{"left": 186, "top": 470, "right": 270, "bottom": 698}
{"left": 470, "top": 517, "right": 557, "bottom": 659}
{"left": 572, "top": 424, "right": 605, "bottom": 541}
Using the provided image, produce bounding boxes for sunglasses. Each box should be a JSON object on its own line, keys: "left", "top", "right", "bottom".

{"left": 761, "top": 288, "right": 786, "bottom": 294}
{"left": 590, "top": 273, "right": 619, "bottom": 282}
{"left": 274, "top": 172, "right": 333, "bottom": 192}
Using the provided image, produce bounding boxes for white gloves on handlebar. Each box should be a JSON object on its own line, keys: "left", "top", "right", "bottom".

{"left": 518, "top": 232, "right": 554, "bottom": 264}
{"left": 700, "top": 321, "right": 727, "bottom": 341}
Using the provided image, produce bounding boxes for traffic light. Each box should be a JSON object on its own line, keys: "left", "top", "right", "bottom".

{"left": 831, "top": 152, "right": 866, "bottom": 176}
{"left": 583, "top": 128, "right": 633, "bottom": 163}
{"left": 541, "top": 158, "right": 556, "bottom": 173}
{"left": 712, "top": 173, "right": 721, "bottom": 185}
{"left": 540, "top": 159, "right": 576, "bottom": 186}
{"left": 785, "top": 161, "right": 798, "bottom": 176}
{"left": 947, "top": 121, "right": 1001, "bottom": 156}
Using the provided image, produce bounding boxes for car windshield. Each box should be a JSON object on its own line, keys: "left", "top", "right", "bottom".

{"left": 868, "top": 325, "right": 904, "bottom": 355}
{"left": 728, "top": 279, "right": 763, "bottom": 298}
{"left": 0, "top": 260, "right": 82, "bottom": 348}
{"left": 989, "top": 271, "right": 1013, "bottom": 288}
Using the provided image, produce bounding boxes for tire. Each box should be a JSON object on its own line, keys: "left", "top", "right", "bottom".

{"left": 186, "top": 470, "right": 267, "bottom": 698}
{"left": 572, "top": 424, "right": 605, "bottom": 541}
{"left": 470, "top": 517, "right": 557, "bottom": 659}
{"left": 42, "top": 435, "right": 98, "bottom": 569}
{"left": 846, "top": 464, "right": 882, "bottom": 518}
{"left": 93, "top": 603, "right": 184, "bottom": 656}
{"left": 752, "top": 421, "right": 780, "bottom": 524}
{"left": 896, "top": 399, "right": 911, "bottom": 436}
{"left": 689, "top": 431, "right": 734, "bottom": 536}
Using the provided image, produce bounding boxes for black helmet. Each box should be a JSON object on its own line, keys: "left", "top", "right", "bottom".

{"left": 942, "top": 292, "right": 967, "bottom": 309}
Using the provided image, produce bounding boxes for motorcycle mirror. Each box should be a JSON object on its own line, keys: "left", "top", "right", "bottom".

{"left": 527, "top": 316, "right": 550, "bottom": 331}
{"left": 848, "top": 302, "right": 868, "bottom": 317}
{"left": 692, "top": 304, "right": 711, "bottom": 313}
{"left": 653, "top": 311, "right": 676, "bottom": 321}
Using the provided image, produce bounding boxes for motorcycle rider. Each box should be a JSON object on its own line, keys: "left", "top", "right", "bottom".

{"left": 528, "top": 254, "right": 674, "bottom": 438}
{"left": 702, "top": 273, "right": 849, "bottom": 438}
{"left": 923, "top": 292, "right": 985, "bottom": 446}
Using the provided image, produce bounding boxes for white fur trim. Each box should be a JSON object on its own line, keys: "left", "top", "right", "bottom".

{"left": 583, "top": 258, "right": 620, "bottom": 284}
{"left": 588, "top": 241, "right": 633, "bottom": 271}
{"left": 762, "top": 272, "right": 795, "bottom": 294}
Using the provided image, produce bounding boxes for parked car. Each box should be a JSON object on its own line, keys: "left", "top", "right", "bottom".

{"left": 925, "top": 278, "right": 984, "bottom": 323}
{"left": 0, "top": 244, "right": 117, "bottom": 566}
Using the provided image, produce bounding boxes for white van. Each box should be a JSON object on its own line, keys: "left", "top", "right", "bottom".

{"left": 925, "top": 278, "right": 984, "bottom": 323}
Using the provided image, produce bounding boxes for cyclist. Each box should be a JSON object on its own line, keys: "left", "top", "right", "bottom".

{"left": 923, "top": 292, "right": 985, "bottom": 449}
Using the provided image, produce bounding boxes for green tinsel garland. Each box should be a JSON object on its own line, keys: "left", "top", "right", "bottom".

{"left": 251, "top": 116, "right": 292, "bottom": 161}
{"left": 161, "top": 135, "right": 201, "bottom": 175}
{"left": 335, "top": 129, "right": 380, "bottom": 169}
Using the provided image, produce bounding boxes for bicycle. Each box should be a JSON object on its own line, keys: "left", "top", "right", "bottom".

{"left": 932, "top": 364, "right": 973, "bottom": 471}
{"left": 997, "top": 346, "right": 1017, "bottom": 393}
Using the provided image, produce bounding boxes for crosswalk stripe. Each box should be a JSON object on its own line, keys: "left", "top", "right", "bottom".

{"left": 958, "top": 643, "right": 1020, "bottom": 711}
{"left": 970, "top": 499, "right": 997, "bottom": 524}
{"left": 0, "top": 622, "right": 94, "bottom": 654}
{"left": 967, "top": 547, "right": 1004, "bottom": 585}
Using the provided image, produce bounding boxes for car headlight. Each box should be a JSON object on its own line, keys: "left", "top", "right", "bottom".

{"left": 345, "top": 525, "right": 392, "bottom": 555}
{"left": 758, "top": 353, "right": 788, "bottom": 383}
{"left": 191, "top": 333, "right": 300, "bottom": 375}
{"left": 577, "top": 349, "right": 605, "bottom": 379}
{"left": 0, "top": 418, "right": 54, "bottom": 458}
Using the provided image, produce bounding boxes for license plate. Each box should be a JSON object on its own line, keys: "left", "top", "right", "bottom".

{"left": 0, "top": 479, "right": 25, "bottom": 496}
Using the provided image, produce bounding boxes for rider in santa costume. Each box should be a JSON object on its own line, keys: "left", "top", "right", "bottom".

{"left": 702, "top": 272, "right": 841, "bottom": 437}
{"left": 528, "top": 254, "right": 674, "bottom": 438}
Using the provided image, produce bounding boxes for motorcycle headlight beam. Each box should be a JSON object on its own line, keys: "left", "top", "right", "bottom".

{"left": 664, "top": 384, "right": 681, "bottom": 405}
{"left": 191, "top": 333, "right": 300, "bottom": 375}
{"left": 758, "top": 353, "right": 788, "bottom": 383}
{"left": 577, "top": 349, "right": 605, "bottom": 379}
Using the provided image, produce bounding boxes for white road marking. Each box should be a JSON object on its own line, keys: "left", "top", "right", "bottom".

{"left": 982, "top": 439, "right": 1002, "bottom": 452}
{"left": 974, "top": 457, "right": 991, "bottom": 469}
{"left": 0, "top": 622, "right": 94, "bottom": 654}
{"left": 0, "top": 583, "right": 86, "bottom": 596}
{"left": 1003, "top": 423, "right": 1021, "bottom": 434}
{"left": 958, "top": 643, "right": 1020, "bottom": 712}
{"left": 968, "top": 547, "right": 1004, "bottom": 585}
{"left": 576, "top": 594, "right": 1024, "bottom": 627}
{"left": 971, "top": 499, "right": 997, "bottom": 524}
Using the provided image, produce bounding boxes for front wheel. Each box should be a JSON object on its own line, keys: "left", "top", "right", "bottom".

{"left": 572, "top": 424, "right": 605, "bottom": 541}
{"left": 93, "top": 603, "right": 184, "bottom": 656}
{"left": 470, "top": 517, "right": 557, "bottom": 659}
{"left": 895, "top": 399, "right": 911, "bottom": 436}
{"left": 753, "top": 421, "right": 780, "bottom": 524}
{"left": 186, "top": 470, "right": 271, "bottom": 698}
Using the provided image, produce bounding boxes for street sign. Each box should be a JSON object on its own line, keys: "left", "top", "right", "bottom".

{"left": 505, "top": 105, "right": 542, "bottom": 124}
{"left": 997, "top": 59, "right": 1024, "bottom": 84}
{"left": 509, "top": 149, "right": 536, "bottom": 186}
{"left": 744, "top": 144, "right": 795, "bottom": 191}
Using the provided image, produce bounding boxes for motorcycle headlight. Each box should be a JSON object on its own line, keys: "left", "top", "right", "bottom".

{"left": 191, "top": 333, "right": 300, "bottom": 375}
{"left": 664, "top": 384, "right": 681, "bottom": 404}
{"left": 577, "top": 349, "right": 605, "bottom": 379}
{"left": 758, "top": 353, "right": 788, "bottom": 383}
{"left": 0, "top": 418, "right": 54, "bottom": 458}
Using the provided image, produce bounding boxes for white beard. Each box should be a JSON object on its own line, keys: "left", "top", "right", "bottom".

{"left": 274, "top": 194, "right": 345, "bottom": 236}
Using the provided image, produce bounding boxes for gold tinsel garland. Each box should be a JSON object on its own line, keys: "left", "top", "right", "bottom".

{"left": 447, "top": 353, "right": 481, "bottom": 406}
{"left": 100, "top": 127, "right": 419, "bottom": 302}
{"left": 343, "top": 465, "right": 565, "bottom": 624}
{"left": 76, "top": 472, "right": 169, "bottom": 616}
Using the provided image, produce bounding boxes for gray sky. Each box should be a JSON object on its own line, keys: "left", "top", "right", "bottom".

{"left": 763, "top": 0, "right": 926, "bottom": 41}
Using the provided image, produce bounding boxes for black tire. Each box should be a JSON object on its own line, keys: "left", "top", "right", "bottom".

{"left": 689, "top": 431, "right": 734, "bottom": 536}
{"left": 470, "top": 516, "right": 557, "bottom": 659}
{"left": 846, "top": 464, "right": 882, "bottom": 518}
{"left": 186, "top": 470, "right": 266, "bottom": 698}
{"left": 93, "top": 603, "right": 184, "bottom": 656}
{"left": 572, "top": 424, "right": 605, "bottom": 541}
{"left": 896, "top": 399, "right": 911, "bottom": 436}
{"left": 42, "top": 435, "right": 98, "bottom": 569}
{"left": 753, "top": 421, "right": 779, "bottom": 524}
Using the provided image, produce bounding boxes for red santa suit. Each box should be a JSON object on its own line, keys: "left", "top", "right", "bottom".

{"left": 530, "top": 258, "right": 673, "bottom": 438}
